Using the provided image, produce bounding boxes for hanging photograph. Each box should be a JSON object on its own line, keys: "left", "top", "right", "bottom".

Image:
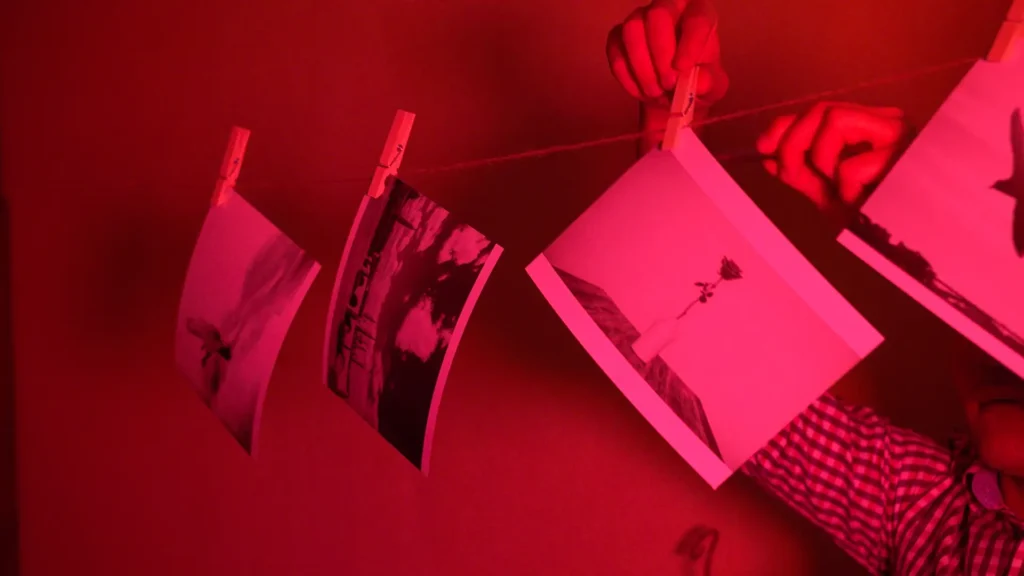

{"left": 324, "top": 179, "right": 502, "bottom": 474}
{"left": 528, "top": 131, "right": 882, "bottom": 488}
{"left": 176, "top": 189, "right": 320, "bottom": 454}
{"left": 838, "top": 52, "right": 1024, "bottom": 378}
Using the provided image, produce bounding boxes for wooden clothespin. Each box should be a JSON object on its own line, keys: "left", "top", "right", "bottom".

{"left": 211, "top": 126, "right": 251, "bottom": 208}
{"left": 367, "top": 110, "right": 416, "bottom": 199}
{"left": 987, "top": 0, "right": 1023, "bottom": 62}
{"left": 662, "top": 66, "right": 701, "bottom": 151}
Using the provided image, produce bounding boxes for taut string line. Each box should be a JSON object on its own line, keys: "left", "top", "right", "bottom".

{"left": 239, "top": 55, "right": 975, "bottom": 190}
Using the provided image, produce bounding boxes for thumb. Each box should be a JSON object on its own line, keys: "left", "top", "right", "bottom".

{"left": 695, "top": 62, "right": 729, "bottom": 106}
{"left": 835, "top": 146, "right": 901, "bottom": 205}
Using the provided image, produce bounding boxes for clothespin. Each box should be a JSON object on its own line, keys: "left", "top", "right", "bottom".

{"left": 367, "top": 110, "right": 416, "bottom": 199}
{"left": 211, "top": 126, "right": 251, "bottom": 208}
{"left": 662, "top": 66, "right": 701, "bottom": 151}
{"left": 987, "top": 0, "right": 1023, "bottom": 62}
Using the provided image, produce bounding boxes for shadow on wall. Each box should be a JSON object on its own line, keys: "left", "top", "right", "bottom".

{"left": 0, "top": 154, "right": 19, "bottom": 576}
{"left": 676, "top": 525, "right": 720, "bottom": 576}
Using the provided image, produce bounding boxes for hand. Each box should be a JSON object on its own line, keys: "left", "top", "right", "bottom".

{"left": 607, "top": 0, "right": 727, "bottom": 105}
{"left": 606, "top": 0, "right": 729, "bottom": 152}
{"left": 756, "top": 102, "right": 910, "bottom": 211}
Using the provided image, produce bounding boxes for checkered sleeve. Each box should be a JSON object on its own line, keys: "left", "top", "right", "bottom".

{"left": 741, "top": 393, "right": 905, "bottom": 575}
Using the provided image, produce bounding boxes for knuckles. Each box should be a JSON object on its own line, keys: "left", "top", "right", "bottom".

{"left": 644, "top": 4, "right": 677, "bottom": 25}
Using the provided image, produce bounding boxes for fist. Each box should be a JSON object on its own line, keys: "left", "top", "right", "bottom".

{"left": 606, "top": 0, "right": 729, "bottom": 108}
{"left": 756, "top": 102, "right": 910, "bottom": 210}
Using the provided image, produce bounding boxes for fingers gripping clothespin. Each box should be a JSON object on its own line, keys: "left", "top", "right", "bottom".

{"left": 367, "top": 111, "right": 416, "bottom": 199}
{"left": 987, "top": 0, "right": 1024, "bottom": 62}
{"left": 661, "top": 67, "right": 701, "bottom": 151}
{"left": 662, "top": 17, "right": 718, "bottom": 151}
{"left": 211, "top": 126, "right": 251, "bottom": 207}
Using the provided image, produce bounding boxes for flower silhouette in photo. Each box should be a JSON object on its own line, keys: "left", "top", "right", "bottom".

{"left": 681, "top": 256, "right": 744, "bottom": 319}
{"left": 186, "top": 317, "right": 232, "bottom": 404}
{"left": 185, "top": 231, "right": 316, "bottom": 414}
{"left": 631, "top": 256, "right": 744, "bottom": 364}
{"left": 719, "top": 257, "right": 743, "bottom": 280}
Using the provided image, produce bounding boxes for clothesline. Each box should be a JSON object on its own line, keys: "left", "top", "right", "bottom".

{"left": 230, "top": 55, "right": 973, "bottom": 192}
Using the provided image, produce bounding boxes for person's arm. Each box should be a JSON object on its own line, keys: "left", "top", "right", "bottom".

{"left": 741, "top": 393, "right": 950, "bottom": 575}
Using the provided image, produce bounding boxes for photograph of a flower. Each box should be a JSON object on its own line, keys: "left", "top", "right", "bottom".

{"left": 838, "top": 53, "right": 1024, "bottom": 379}
{"left": 529, "top": 131, "right": 881, "bottom": 488}
{"left": 176, "top": 189, "right": 320, "bottom": 454}
{"left": 632, "top": 256, "right": 743, "bottom": 364}
{"left": 324, "top": 179, "right": 501, "bottom": 474}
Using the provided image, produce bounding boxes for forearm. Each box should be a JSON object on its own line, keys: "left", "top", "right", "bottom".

{"left": 741, "top": 393, "right": 896, "bottom": 575}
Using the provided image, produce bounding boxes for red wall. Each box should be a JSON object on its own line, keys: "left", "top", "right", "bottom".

{"left": 0, "top": 0, "right": 1013, "bottom": 574}
{"left": 0, "top": 195, "right": 15, "bottom": 574}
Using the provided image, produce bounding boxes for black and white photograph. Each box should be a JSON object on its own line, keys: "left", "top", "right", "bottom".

{"left": 324, "top": 179, "right": 502, "bottom": 473}
{"left": 528, "top": 132, "right": 883, "bottom": 488}
{"left": 176, "top": 189, "right": 320, "bottom": 454}
{"left": 838, "top": 52, "right": 1024, "bottom": 378}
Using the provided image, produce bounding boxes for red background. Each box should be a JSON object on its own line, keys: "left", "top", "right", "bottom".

{"left": 0, "top": 0, "right": 1015, "bottom": 574}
